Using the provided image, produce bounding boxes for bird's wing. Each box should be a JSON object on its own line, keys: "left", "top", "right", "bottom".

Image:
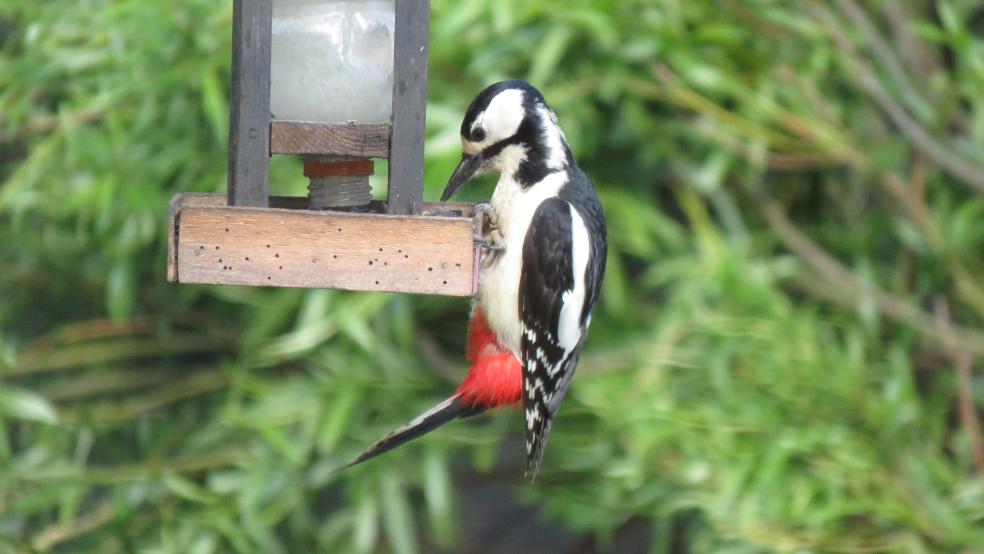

{"left": 519, "top": 196, "right": 596, "bottom": 480}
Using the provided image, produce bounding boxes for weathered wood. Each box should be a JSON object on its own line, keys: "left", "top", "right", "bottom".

{"left": 388, "top": 0, "right": 430, "bottom": 215}
{"left": 167, "top": 194, "right": 184, "bottom": 282}
{"left": 171, "top": 192, "right": 471, "bottom": 215}
{"left": 270, "top": 121, "right": 391, "bottom": 158}
{"left": 170, "top": 193, "right": 477, "bottom": 295}
{"left": 228, "top": 0, "right": 272, "bottom": 207}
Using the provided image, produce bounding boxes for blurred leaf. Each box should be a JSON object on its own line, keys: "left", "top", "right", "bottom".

{"left": 381, "top": 472, "right": 418, "bottom": 554}
{"left": 106, "top": 259, "right": 135, "bottom": 320}
{"left": 162, "top": 472, "right": 220, "bottom": 504}
{"left": 0, "top": 387, "right": 58, "bottom": 423}
{"left": 423, "top": 447, "right": 456, "bottom": 548}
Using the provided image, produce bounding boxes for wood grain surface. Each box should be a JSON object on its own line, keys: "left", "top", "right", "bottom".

{"left": 270, "top": 121, "right": 391, "bottom": 158}
{"left": 168, "top": 194, "right": 477, "bottom": 296}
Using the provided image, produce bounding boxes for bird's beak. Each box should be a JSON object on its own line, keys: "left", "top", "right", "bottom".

{"left": 441, "top": 153, "right": 481, "bottom": 202}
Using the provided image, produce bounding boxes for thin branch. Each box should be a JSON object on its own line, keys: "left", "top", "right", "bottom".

{"left": 56, "top": 370, "right": 228, "bottom": 424}
{"left": 882, "top": 0, "right": 942, "bottom": 79}
{"left": 934, "top": 300, "right": 984, "bottom": 479}
{"left": 835, "top": 0, "right": 931, "bottom": 116}
{"left": 811, "top": 2, "right": 984, "bottom": 194}
{"left": 0, "top": 102, "right": 110, "bottom": 144}
{"left": 760, "top": 199, "right": 984, "bottom": 357}
{"left": 31, "top": 501, "right": 116, "bottom": 552}
{"left": 3, "top": 336, "right": 222, "bottom": 377}
{"left": 876, "top": 171, "right": 984, "bottom": 319}
{"left": 955, "top": 351, "right": 984, "bottom": 479}
{"left": 415, "top": 330, "right": 464, "bottom": 385}
{"left": 9, "top": 448, "right": 249, "bottom": 485}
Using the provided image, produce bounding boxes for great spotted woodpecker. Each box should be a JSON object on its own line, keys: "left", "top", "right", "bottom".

{"left": 346, "top": 80, "right": 607, "bottom": 480}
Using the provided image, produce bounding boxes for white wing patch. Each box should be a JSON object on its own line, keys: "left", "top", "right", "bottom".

{"left": 556, "top": 205, "right": 591, "bottom": 356}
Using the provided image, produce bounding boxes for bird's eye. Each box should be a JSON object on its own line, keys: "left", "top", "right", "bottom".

{"left": 471, "top": 126, "right": 487, "bottom": 142}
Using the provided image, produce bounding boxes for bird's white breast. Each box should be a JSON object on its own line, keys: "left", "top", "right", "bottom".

{"left": 478, "top": 169, "right": 568, "bottom": 357}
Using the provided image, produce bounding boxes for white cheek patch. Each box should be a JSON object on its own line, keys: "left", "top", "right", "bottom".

{"left": 462, "top": 139, "right": 481, "bottom": 155}
{"left": 461, "top": 89, "right": 526, "bottom": 156}
{"left": 477, "top": 88, "right": 525, "bottom": 145}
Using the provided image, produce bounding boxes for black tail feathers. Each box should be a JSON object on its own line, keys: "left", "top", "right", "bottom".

{"left": 340, "top": 395, "right": 484, "bottom": 471}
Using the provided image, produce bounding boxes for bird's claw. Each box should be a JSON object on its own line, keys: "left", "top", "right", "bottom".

{"left": 472, "top": 203, "right": 502, "bottom": 252}
{"left": 473, "top": 234, "right": 504, "bottom": 251}
{"left": 470, "top": 202, "right": 493, "bottom": 218}
{"left": 471, "top": 203, "right": 498, "bottom": 228}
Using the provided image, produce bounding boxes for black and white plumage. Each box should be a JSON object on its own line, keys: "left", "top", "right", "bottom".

{"left": 442, "top": 80, "right": 607, "bottom": 479}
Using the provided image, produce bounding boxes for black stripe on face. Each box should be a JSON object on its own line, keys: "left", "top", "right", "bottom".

{"left": 476, "top": 106, "right": 567, "bottom": 188}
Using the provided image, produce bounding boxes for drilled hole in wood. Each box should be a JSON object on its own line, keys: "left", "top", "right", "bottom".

{"left": 375, "top": 280, "right": 379, "bottom": 285}
{"left": 455, "top": 263, "right": 461, "bottom": 267}
{"left": 368, "top": 261, "right": 373, "bottom": 266}
{"left": 275, "top": 253, "right": 279, "bottom": 258}
{"left": 333, "top": 255, "right": 337, "bottom": 259}
{"left": 266, "top": 244, "right": 271, "bottom": 248}
{"left": 215, "top": 246, "right": 220, "bottom": 250}
{"left": 428, "top": 267, "right": 433, "bottom": 271}
{"left": 225, "top": 228, "right": 229, "bottom": 232}
{"left": 404, "top": 255, "right": 409, "bottom": 259}
{"left": 443, "top": 280, "right": 447, "bottom": 285}
{"left": 337, "top": 228, "right": 341, "bottom": 232}
{"left": 267, "top": 276, "right": 271, "bottom": 280}
{"left": 245, "top": 257, "right": 250, "bottom": 261}
{"left": 279, "top": 266, "right": 283, "bottom": 270}
{"left": 378, "top": 248, "right": 383, "bottom": 252}
{"left": 218, "top": 258, "right": 223, "bottom": 263}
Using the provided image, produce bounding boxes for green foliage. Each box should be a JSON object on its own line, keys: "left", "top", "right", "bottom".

{"left": 2, "top": 0, "right": 984, "bottom": 552}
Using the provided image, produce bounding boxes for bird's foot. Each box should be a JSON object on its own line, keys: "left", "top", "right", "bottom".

{"left": 473, "top": 234, "right": 504, "bottom": 252}
{"left": 471, "top": 203, "right": 502, "bottom": 252}
{"left": 471, "top": 203, "right": 498, "bottom": 228}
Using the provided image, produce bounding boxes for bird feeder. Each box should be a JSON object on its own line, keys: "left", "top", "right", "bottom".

{"left": 167, "top": 0, "right": 479, "bottom": 296}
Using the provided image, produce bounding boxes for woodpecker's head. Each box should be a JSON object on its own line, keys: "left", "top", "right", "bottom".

{"left": 441, "top": 80, "right": 572, "bottom": 201}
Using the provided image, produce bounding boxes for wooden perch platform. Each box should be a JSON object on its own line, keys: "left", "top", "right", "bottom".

{"left": 168, "top": 193, "right": 478, "bottom": 296}
{"left": 270, "top": 121, "right": 391, "bottom": 158}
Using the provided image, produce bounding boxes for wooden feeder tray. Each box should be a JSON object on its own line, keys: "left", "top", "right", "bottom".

{"left": 168, "top": 193, "right": 479, "bottom": 296}
{"left": 166, "top": 2, "right": 472, "bottom": 297}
